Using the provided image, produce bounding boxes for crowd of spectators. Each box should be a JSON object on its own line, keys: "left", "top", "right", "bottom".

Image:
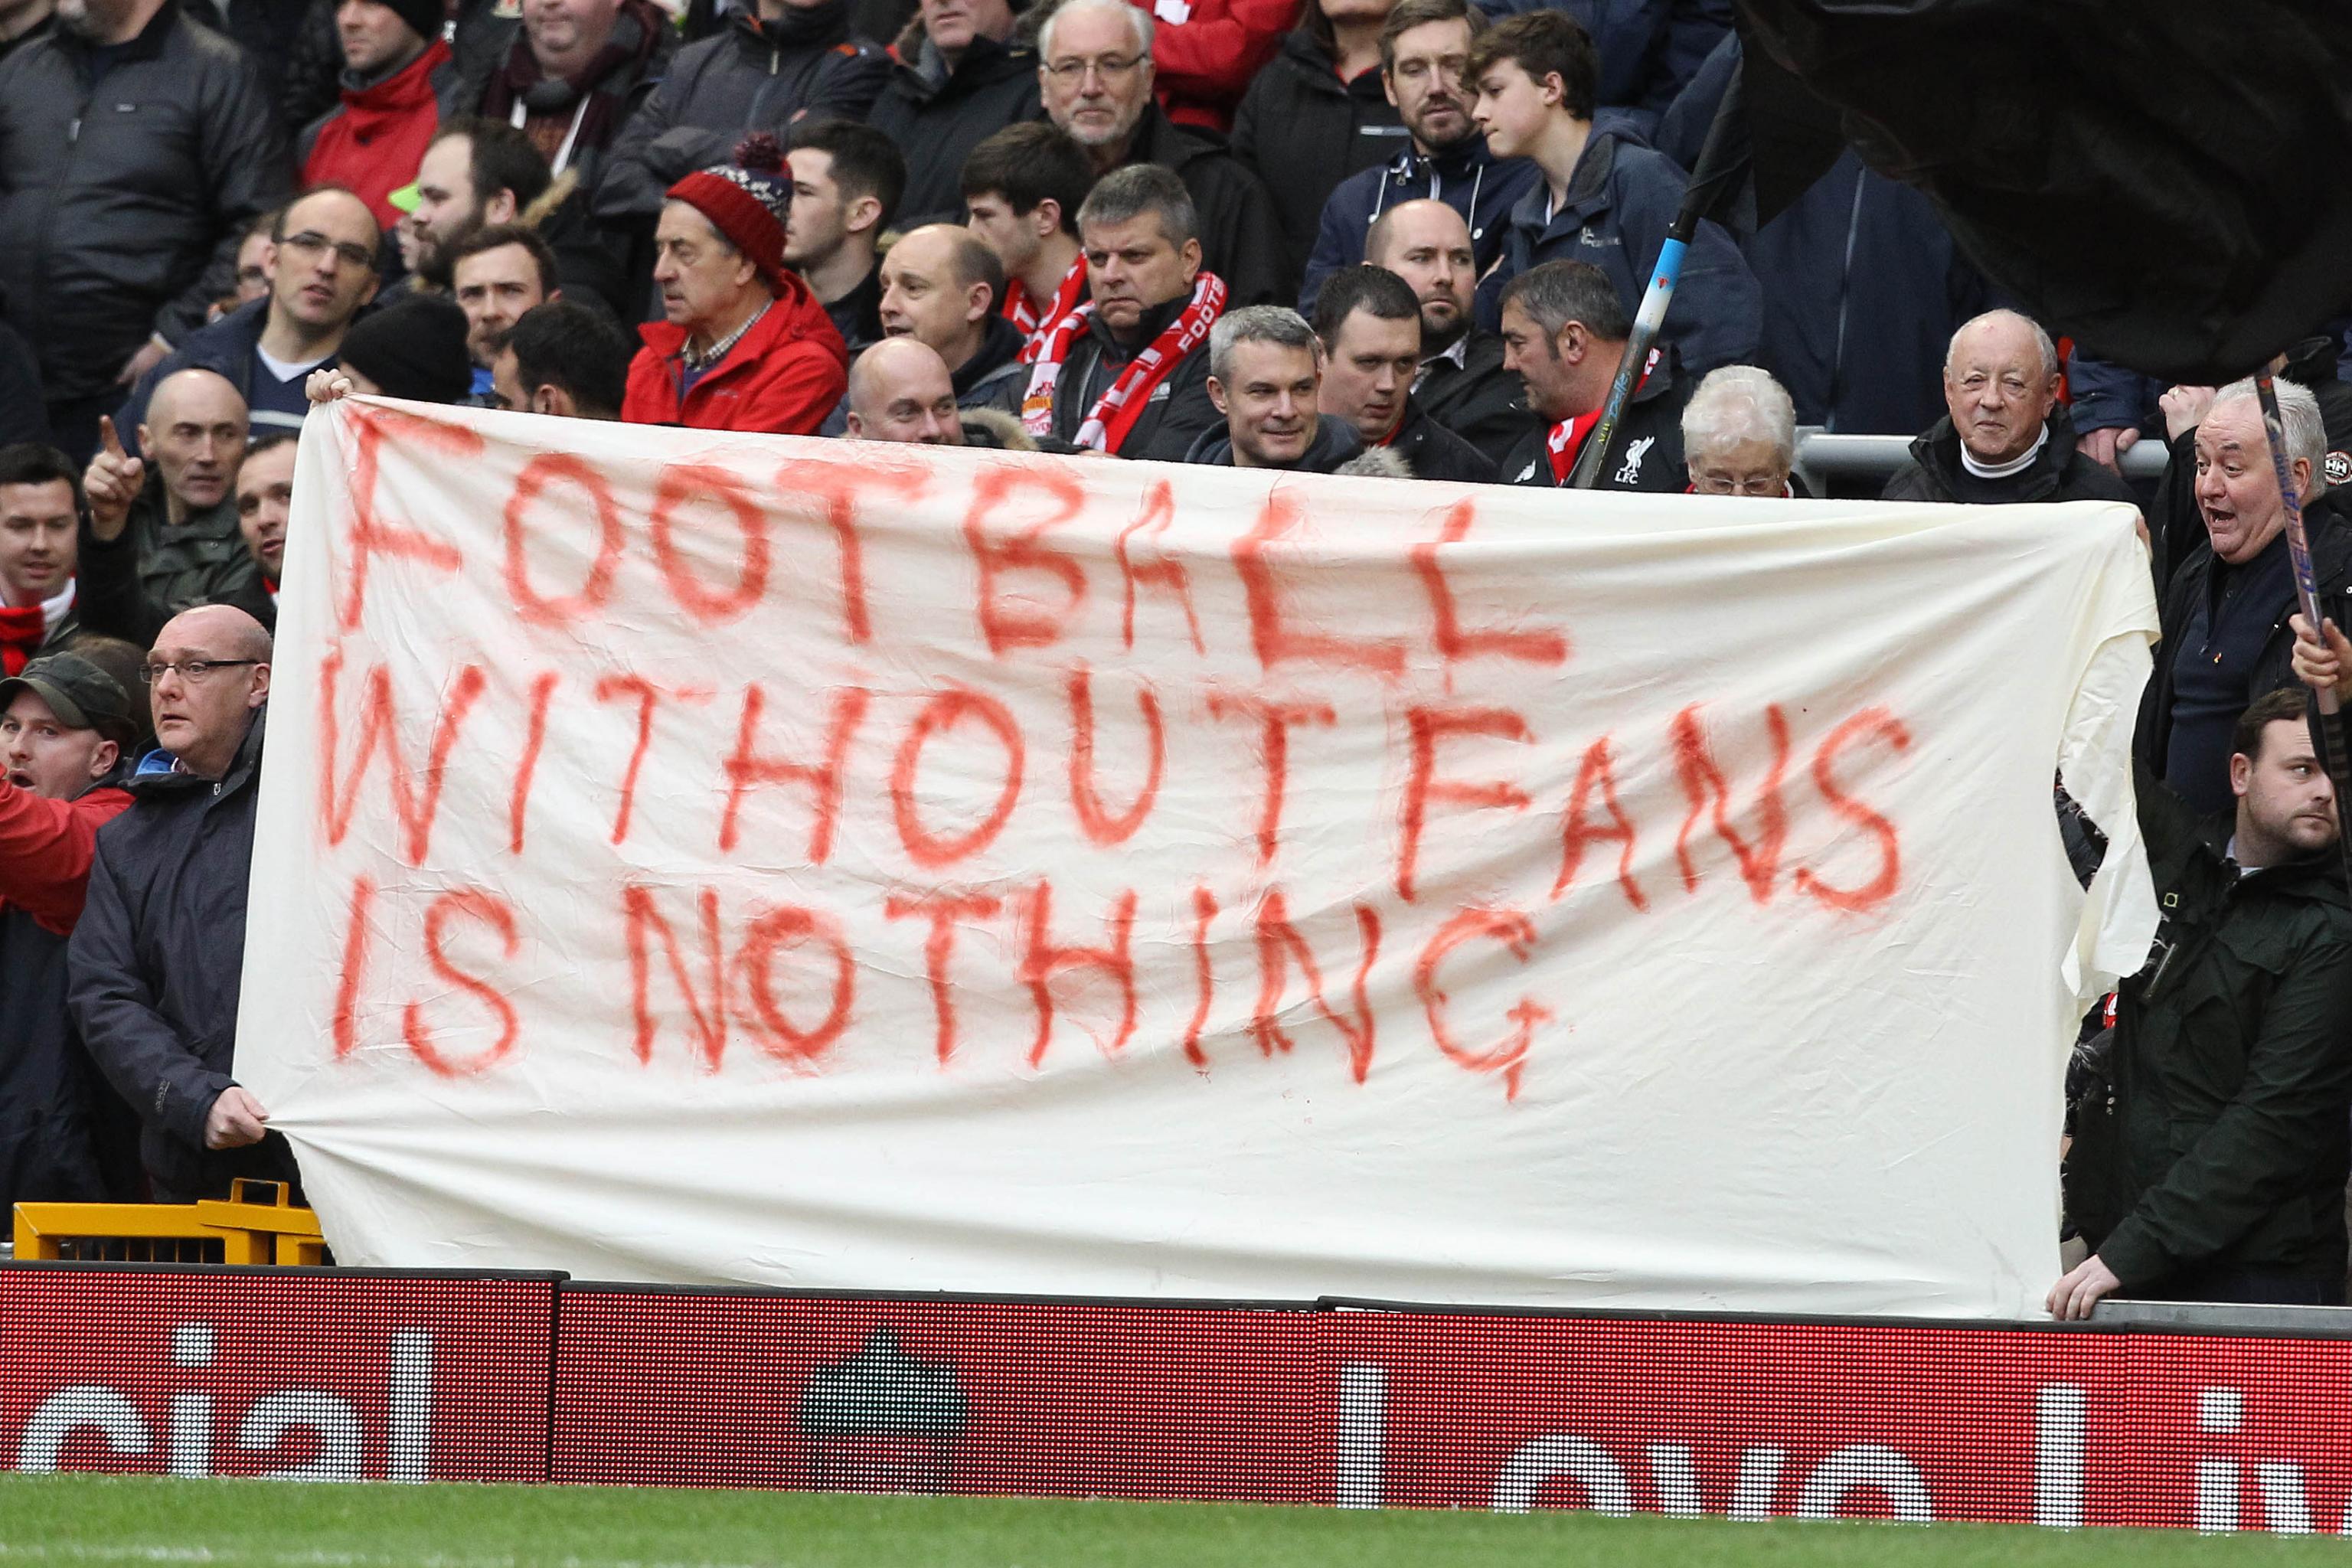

{"left": 3, "top": 0, "right": 2351, "bottom": 1321}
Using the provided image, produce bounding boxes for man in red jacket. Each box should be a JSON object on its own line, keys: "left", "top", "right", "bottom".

{"left": 299, "top": 0, "right": 456, "bottom": 230}
{"left": 0, "top": 648, "right": 142, "bottom": 1208}
{"left": 622, "top": 132, "right": 849, "bottom": 435}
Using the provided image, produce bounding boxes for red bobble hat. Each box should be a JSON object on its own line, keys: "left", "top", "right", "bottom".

{"left": 666, "top": 133, "right": 794, "bottom": 297}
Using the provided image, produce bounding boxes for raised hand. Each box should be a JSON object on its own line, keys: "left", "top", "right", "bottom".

{"left": 81, "top": 416, "right": 142, "bottom": 543}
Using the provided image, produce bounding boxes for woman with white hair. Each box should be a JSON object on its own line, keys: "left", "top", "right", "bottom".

{"left": 1681, "top": 364, "right": 1801, "bottom": 498}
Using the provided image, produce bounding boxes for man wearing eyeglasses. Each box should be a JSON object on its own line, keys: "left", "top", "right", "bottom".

{"left": 113, "top": 188, "right": 384, "bottom": 451}
{"left": 70, "top": 604, "right": 295, "bottom": 1203}
{"left": 1037, "top": 0, "right": 1285, "bottom": 310}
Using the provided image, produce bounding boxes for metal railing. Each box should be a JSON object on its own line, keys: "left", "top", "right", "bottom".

{"left": 11, "top": 1178, "right": 324, "bottom": 1265}
{"left": 1792, "top": 427, "right": 2168, "bottom": 497}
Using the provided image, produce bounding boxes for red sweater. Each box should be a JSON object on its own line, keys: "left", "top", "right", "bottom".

{"left": 302, "top": 40, "right": 453, "bottom": 230}
{"left": 1129, "top": 0, "right": 1292, "bottom": 132}
{"left": 622, "top": 278, "right": 848, "bottom": 435}
{"left": 0, "top": 780, "right": 132, "bottom": 937}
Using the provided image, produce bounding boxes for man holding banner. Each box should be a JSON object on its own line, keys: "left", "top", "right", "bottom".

{"left": 2056, "top": 684, "right": 2352, "bottom": 1316}
{"left": 70, "top": 605, "right": 292, "bottom": 1202}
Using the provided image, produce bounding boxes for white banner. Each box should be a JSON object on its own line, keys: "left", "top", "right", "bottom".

{"left": 239, "top": 400, "right": 2160, "bottom": 1318}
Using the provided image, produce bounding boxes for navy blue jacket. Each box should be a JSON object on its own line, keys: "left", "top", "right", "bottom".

{"left": 1469, "top": 0, "right": 1730, "bottom": 135}
{"left": 1478, "top": 130, "right": 1759, "bottom": 379}
{"left": 1299, "top": 140, "right": 1538, "bottom": 315}
{"left": 69, "top": 710, "right": 299, "bottom": 1200}
{"left": 114, "top": 298, "right": 328, "bottom": 460}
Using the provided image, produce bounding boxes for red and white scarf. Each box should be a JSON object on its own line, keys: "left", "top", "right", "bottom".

{"left": 1544, "top": 347, "right": 1659, "bottom": 484}
{"left": 1021, "top": 272, "right": 1227, "bottom": 453}
{"left": 0, "top": 580, "right": 74, "bottom": 675}
{"left": 1004, "top": 254, "right": 1090, "bottom": 364}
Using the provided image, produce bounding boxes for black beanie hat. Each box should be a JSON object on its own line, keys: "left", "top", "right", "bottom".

{"left": 384, "top": 0, "right": 445, "bottom": 50}
{"left": 338, "top": 296, "right": 473, "bottom": 404}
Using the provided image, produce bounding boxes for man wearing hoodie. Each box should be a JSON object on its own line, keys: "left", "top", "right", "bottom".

{"left": 1298, "top": 0, "right": 1534, "bottom": 314}
{"left": 1184, "top": 305, "right": 1366, "bottom": 474}
{"left": 623, "top": 135, "right": 849, "bottom": 433}
{"left": 867, "top": 0, "right": 1040, "bottom": 229}
{"left": 299, "top": 0, "right": 457, "bottom": 229}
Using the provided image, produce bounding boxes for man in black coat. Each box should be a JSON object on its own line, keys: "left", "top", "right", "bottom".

{"left": 69, "top": 604, "right": 295, "bottom": 1201}
{"left": 2055, "top": 685, "right": 2352, "bottom": 1316}
{"left": 1036, "top": 0, "right": 1285, "bottom": 308}
{"left": 1367, "top": 198, "right": 1528, "bottom": 467}
{"left": 866, "top": 0, "right": 1040, "bottom": 229}
{"left": 1027, "top": 165, "right": 1223, "bottom": 462}
{"left": 1232, "top": 11, "right": 1406, "bottom": 298}
{"left": 0, "top": 0, "right": 289, "bottom": 462}
{"left": 1312, "top": 263, "right": 1494, "bottom": 484}
{"left": 1883, "top": 311, "right": 2143, "bottom": 511}
{"left": 1496, "top": 260, "right": 1686, "bottom": 492}
{"left": 1182, "top": 305, "right": 1367, "bottom": 474}
{"left": 2135, "top": 378, "right": 2352, "bottom": 819}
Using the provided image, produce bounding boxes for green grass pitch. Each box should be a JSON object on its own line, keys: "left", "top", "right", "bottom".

{"left": 0, "top": 1478, "right": 2341, "bottom": 1566}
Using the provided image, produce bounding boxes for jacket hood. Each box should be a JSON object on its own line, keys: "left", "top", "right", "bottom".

{"left": 1184, "top": 413, "right": 1364, "bottom": 471}
{"left": 129, "top": 704, "right": 266, "bottom": 800}
{"left": 1337, "top": 443, "right": 1413, "bottom": 479}
{"left": 960, "top": 406, "right": 1037, "bottom": 449}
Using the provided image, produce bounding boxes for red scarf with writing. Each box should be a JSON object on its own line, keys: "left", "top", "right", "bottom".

{"left": 1544, "top": 348, "right": 1659, "bottom": 484}
{"left": 1021, "top": 272, "right": 1226, "bottom": 453}
{"left": 1004, "top": 254, "right": 1089, "bottom": 364}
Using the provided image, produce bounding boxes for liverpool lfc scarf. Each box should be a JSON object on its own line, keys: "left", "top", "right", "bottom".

{"left": 1021, "top": 273, "right": 1226, "bottom": 453}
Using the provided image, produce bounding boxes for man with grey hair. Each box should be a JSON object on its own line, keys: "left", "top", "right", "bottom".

{"left": 1184, "top": 306, "right": 1364, "bottom": 472}
{"left": 1017, "top": 164, "right": 1224, "bottom": 461}
{"left": 1682, "top": 365, "right": 1799, "bottom": 498}
{"left": 2138, "top": 376, "right": 2352, "bottom": 816}
{"left": 1883, "top": 309, "right": 2140, "bottom": 510}
{"left": 1036, "top": 0, "right": 1285, "bottom": 307}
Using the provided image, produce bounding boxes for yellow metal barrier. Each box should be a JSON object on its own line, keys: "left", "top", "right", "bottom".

{"left": 12, "top": 1179, "right": 324, "bottom": 1266}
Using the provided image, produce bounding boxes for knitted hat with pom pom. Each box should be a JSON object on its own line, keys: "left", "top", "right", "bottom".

{"left": 665, "top": 132, "right": 794, "bottom": 297}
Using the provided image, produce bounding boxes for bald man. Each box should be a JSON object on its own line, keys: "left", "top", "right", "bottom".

{"left": 1883, "top": 309, "right": 2143, "bottom": 510}
{"left": 875, "top": 224, "right": 1027, "bottom": 412}
{"left": 847, "top": 338, "right": 966, "bottom": 446}
{"left": 1367, "top": 199, "right": 1530, "bottom": 466}
{"left": 69, "top": 604, "right": 293, "bottom": 1201}
{"left": 78, "top": 371, "right": 273, "bottom": 646}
